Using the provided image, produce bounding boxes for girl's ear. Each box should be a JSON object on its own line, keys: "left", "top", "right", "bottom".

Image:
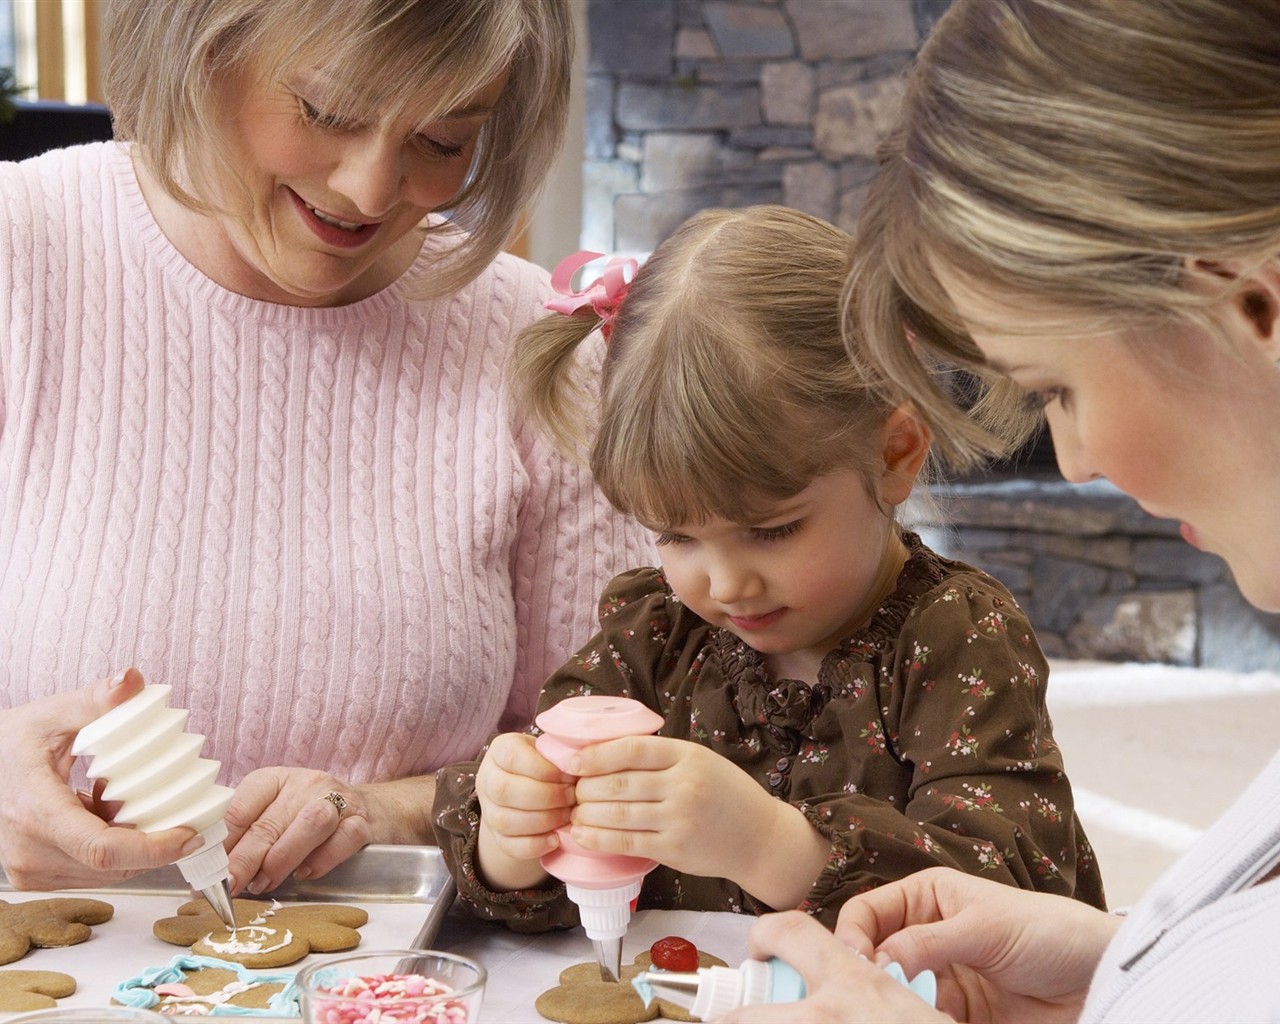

{"left": 878, "top": 404, "right": 932, "bottom": 506}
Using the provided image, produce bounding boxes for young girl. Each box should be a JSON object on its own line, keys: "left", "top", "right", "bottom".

{"left": 432, "top": 205, "right": 1105, "bottom": 930}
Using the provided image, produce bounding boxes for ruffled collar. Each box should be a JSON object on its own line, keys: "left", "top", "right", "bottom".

{"left": 725, "top": 531, "right": 944, "bottom": 734}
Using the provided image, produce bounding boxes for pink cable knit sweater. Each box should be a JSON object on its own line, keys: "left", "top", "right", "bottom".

{"left": 0, "top": 142, "right": 651, "bottom": 785}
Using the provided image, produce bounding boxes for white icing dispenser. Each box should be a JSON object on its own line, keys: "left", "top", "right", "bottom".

{"left": 72, "top": 683, "right": 237, "bottom": 929}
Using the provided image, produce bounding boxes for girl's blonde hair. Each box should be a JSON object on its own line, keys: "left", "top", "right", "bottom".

{"left": 513, "top": 205, "right": 914, "bottom": 529}
{"left": 104, "top": 0, "right": 571, "bottom": 297}
{"left": 846, "top": 0, "right": 1280, "bottom": 471}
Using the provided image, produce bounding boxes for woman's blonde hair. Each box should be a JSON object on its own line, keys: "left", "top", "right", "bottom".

{"left": 846, "top": 0, "right": 1280, "bottom": 471}
{"left": 513, "top": 205, "right": 915, "bottom": 529}
{"left": 104, "top": 0, "right": 571, "bottom": 296}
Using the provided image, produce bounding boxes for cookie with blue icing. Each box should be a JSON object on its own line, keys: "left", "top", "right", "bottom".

{"left": 113, "top": 954, "right": 299, "bottom": 1017}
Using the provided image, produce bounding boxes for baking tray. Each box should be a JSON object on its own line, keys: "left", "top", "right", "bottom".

{"left": 0, "top": 844, "right": 456, "bottom": 1017}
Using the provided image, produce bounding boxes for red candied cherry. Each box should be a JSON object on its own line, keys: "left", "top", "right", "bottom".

{"left": 650, "top": 936, "right": 699, "bottom": 973}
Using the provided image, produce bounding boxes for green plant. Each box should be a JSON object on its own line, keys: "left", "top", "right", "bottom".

{"left": 0, "top": 66, "right": 18, "bottom": 124}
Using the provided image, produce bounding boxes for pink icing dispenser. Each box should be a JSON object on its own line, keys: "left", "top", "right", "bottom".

{"left": 535, "top": 695, "right": 664, "bottom": 983}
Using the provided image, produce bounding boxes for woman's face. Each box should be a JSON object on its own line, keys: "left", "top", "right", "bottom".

{"left": 202, "top": 55, "right": 504, "bottom": 306}
{"left": 934, "top": 263, "right": 1280, "bottom": 611}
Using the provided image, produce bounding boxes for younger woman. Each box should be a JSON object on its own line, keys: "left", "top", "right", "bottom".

{"left": 732, "top": 2, "right": 1280, "bottom": 1021}
{"left": 433, "top": 205, "right": 1105, "bottom": 929}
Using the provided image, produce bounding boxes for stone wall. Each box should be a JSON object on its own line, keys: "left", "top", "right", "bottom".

{"left": 582, "top": 0, "right": 1280, "bottom": 671}
{"left": 583, "top": 0, "right": 949, "bottom": 253}
{"left": 907, "top": 479, "right": 1280, "bottom": 671}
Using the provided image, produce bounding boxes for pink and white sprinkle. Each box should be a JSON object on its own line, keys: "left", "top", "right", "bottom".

{"left": 311, "top": 972, "right": 471, "bottom": 1024}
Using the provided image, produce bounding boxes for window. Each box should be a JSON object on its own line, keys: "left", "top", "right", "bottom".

{"left": 0, "top": 1, "right": 14, "bottom": 77}
{"left": 2, "top": 0, "right": 103, "bottom": 104}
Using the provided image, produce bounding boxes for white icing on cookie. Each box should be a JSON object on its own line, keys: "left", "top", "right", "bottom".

{"left": 200, "top": 900, "right": 294, "bottom": 956}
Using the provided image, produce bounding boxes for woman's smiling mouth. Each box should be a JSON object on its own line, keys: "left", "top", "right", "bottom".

{"left": 288, "top": 189, "right": 378, "bottom": 248}
{"left": 306, "top": 203, "right": 364, "bottom": 230}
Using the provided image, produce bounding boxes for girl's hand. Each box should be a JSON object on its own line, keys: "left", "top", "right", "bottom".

{"left": 0, "top": 668, "right": 196, "bottom": 889}
{"left": 474, "top": 733, "right": 576, "bottom": 890}
{"left": 568, "top": 736, "right": 829, "bottom": 906}
{"left": 784, "top": 866, "right": 1118, "bottom": 1024}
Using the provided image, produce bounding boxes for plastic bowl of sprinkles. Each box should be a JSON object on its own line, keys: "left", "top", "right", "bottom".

{"left": 296, "top": 950, "right": 485, "bottom": 1024}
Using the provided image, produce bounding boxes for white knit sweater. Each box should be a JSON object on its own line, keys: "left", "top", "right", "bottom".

{"left": 0, "top": 142, "right": 651, "bottom": 785}
{"left": 1082, "top": 747, "right": 1280, "bottom": 1022}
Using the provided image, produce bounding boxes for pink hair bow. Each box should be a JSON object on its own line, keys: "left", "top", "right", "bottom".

{"left": 545, "top": 250, "right": 638, "bottom": 340}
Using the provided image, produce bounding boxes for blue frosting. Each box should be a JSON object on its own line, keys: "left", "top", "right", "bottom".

{"left": 631, "top": 973, "right": 658, "bottom": 1008}
{"left": 112, "top": 954, "right": 300, "bottom": 1017}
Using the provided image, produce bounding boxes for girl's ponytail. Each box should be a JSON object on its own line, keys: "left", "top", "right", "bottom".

{"left": 508, "top": 303, "right": 606, "bottom": 458}
{"left": 509, "top": 252, "right": 637, "bottom": 456}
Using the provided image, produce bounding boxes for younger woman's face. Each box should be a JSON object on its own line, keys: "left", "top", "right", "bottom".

{"left": 202, "top": 54, "right": 504, "bottom": 306}
{"left": 934, "top": 263, "right": 1280, "bottom": 611}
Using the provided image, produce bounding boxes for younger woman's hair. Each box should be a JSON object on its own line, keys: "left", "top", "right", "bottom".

{"left": 846, "top": 0, "right": 1280, "bottom": 470}
{"left": 104, "top": 0, "right": 571, "bottom": 297}
{"left": 512, "top": 204, "right": 918, "bottom": 529}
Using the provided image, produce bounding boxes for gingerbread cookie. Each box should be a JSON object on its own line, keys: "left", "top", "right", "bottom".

{"left": 152, "top": 898, "right": 367, "bottom": 968}
{"left": 0, "top": 897, "right": 115, "bottom": 965}
{"left": 113, "top": 954, "right": 299, "bottom": 1016}
{"left": 536, "top": 946, "right": 727, "bottom": 1024}
{"left": 0, "top": 969, "right": 77, "bottom": 1011}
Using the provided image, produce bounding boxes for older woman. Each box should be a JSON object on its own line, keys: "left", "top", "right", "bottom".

{"left": 0, "top": 0, "right": 650, "bottom": 896}
{"left": 729, "top": 1, "right": 1280, "bottom": 1021}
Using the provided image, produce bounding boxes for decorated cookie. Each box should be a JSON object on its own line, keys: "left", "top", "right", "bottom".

{"left": 153, "top": 899, "right": 367, "bottom": 969}
{"left": 0, "top": 969, "right": 77, "bottom": 1011}
{"left": 113, "top": 954, "right": 299, "bottom": 1017}
{"left": 0, "top": 897, "right": 115, "bottom": 965}
{"left": 536, "top": 946, "right": 727, "bottom": 1024}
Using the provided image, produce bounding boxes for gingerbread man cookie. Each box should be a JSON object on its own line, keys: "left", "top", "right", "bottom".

{"left": 0, "top": 897, "right": 115, "bottom": 965}
{"left": 153, "top": 898, "right": 367, "bottom": 968}
{"left": 0, "top": 969, "right": 77, "bottom": 1011}
{"left": 536, "top": 944, "right": 727, "bottom": 1024}
{"left": 114, "top": 954, "right": 299, "bottom": 1016}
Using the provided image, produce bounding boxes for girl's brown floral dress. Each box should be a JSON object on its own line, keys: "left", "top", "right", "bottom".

{"left": 433, "top": 532, "right": 1106, "bottom": 930}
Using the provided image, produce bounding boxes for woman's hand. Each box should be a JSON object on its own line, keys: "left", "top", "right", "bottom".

{"left": 730, "top": 867, "right": 1119, "bottom": 1024}
{"left": 474, "top": 733, "right": 575, "bottom": 891}
{"left": 840, "top": 867, "right": 1118, "bottom": 1023}
{"left": 567, "top": 736, "right": 829, "bottom": 906}
{"left": 722, "top": 910, "right": 950, "bottom": 1023}
{"left": 224, "top": 767, "right": 380, "bottom": 895}
{"left": 0, "top": 668, "right": 197, "bottom": 889}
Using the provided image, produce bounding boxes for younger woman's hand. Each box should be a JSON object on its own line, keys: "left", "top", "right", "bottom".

{"left": 722, "top": 910, "right": 950, "bottom": 1024}
{"left": 829, "top": 867, "right": 1118, "bottom": 1024}
{"left": 567, "top": 736, "right": 829, "bottom": 906}
{"left": 474, "top": 733, "right": 576, "bottom": 890}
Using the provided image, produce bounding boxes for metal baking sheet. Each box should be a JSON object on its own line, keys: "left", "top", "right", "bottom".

{"left": 0, "top": 844, "right": 456, "bottom": 1018}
